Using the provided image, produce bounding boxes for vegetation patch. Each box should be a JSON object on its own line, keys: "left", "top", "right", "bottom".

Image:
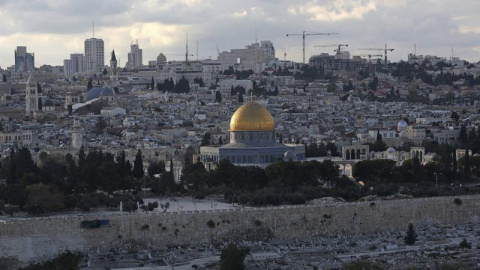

{"left": 207, "top": 219, "right": 215, "bottom": 228}
{"left": 454, "top": 198, "right": 462, "bottom": 206}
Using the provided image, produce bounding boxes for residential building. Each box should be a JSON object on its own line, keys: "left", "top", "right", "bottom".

{"left": 64, "top": 53, "right": 86, "bottom": 79}
{"left": 127, "top": 42, "right": 143, "bottom": 69}
{"left": 84, "top": 38, "right": 104, "bottom": 72}
{"left": 14, "top": 46, "right": 35, "bottom": 73}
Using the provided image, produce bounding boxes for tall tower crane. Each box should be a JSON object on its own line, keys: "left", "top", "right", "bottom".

{"left": 286, "top": 31, "right": 339, "bottom": 64}
{"left": 314, "top": 44, "right": 348, "bottom": 58}
{"left": 358, "top": 44, "right": 394, "bottom": 64}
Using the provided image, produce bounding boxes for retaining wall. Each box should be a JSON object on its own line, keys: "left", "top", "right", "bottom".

{"left": 1, "top": 195, "right": 479, "bottom": 265}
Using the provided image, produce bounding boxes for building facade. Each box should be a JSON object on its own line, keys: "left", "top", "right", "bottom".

{"left": 64, "top": 54, "right": 86, "bottom": 79}
{"left": 84, "top": 38, "right": 104, "bottom": 72}
{"left": 14, "top": 46, "right": 35, "bottom": 73}
{"left": 127, "top": 42, "right": 143, "bottom": 69}
{"left": 200, "top": 101, "right": 305, "bottom": 169}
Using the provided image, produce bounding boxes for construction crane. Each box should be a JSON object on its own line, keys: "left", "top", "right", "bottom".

{"left": 354, "top": 54, "right": 382, "bottom": 75}
{"left": 286, "top": 31, "right": 339, "bottom": 64}
{"left": 358, "top": 44, "right": 394, "bottom": 64}
{"left": 314, "top": 44, "right": 348, "bottom": 58}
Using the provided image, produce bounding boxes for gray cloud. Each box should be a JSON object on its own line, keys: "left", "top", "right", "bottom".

{"left": 0, "top": 0, "right": 479, "bottom": 67}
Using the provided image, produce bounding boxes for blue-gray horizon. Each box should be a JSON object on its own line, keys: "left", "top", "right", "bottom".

{"left": 0, "top": 0, "right": 479, "bottom": 68}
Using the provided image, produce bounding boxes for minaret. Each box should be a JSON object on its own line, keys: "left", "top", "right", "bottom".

{"left": 72, "top": 118, "right": 83, "bottom": 149}
{"left": 110, "top": 50, "right": 117, "bottom": 85}
{"left": 25, "top": 73, "right": 38, "bottom": 115}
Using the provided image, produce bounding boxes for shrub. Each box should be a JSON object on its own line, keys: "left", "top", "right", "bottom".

{"left": 454, "top": 198, "right": 462, "bottom": 206}
{"left": 141, "top": 224, "right": 150, "bottom": 231}
{"left": 459, "top": 238, "right": 471, "bottom": 249}
{"left": 254, "top": 220, "right": 262, "bottom": 226}
{"left": 207, "top": 219, "right": 215, "bottom": 228}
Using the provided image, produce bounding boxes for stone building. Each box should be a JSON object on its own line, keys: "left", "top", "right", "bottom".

{"left": 200, "top": 101, "right": 305, "bottom": 169}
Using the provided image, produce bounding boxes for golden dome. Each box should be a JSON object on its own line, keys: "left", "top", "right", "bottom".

{"left": 230, "top": 102, "right": 275, "bottom": 131}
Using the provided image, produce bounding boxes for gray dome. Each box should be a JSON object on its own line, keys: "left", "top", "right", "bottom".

{"left": 283, "top": 150, "right": 296, "bottom": 160}
{"left": 86, "top": 87, "right": 114, "bottom": 101}
{"left": 100, "top": 88, "right": 114, "bottom": 97}
{"left": 397, "top": 120, "right": 408, "bottom": 131}
{"left": 43, "top": 99, "right": 54, "bottom": 106}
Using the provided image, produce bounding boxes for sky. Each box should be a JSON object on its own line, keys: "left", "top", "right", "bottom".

{"left": 0, "top": 0, "right": 479, "bottom": 68}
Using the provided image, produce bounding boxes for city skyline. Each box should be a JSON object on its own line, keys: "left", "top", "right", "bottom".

{"left": 0, "top": 0, "right": 479, "bottom": 68}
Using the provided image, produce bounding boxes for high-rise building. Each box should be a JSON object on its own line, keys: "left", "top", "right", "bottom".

{"left": 63, "top": 54, "right": 86, "bottom": 78}
{"left": 127, "top": 42, "right": 143, "bottom": 69}
{"left": 84, "top": 38, "right": 104, "bottom": 72}
{"left": 14, "top": 46, "right": 35, "bottom": 73}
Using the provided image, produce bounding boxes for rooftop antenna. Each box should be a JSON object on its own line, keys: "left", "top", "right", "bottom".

{"left": 451, "top": 47, "right": 454, "bottom": 60}
{"left": 255, "top": 28, "right": 257, "bottom": 44}
{"left": 414, "top": 44, "right": 416, "bottom": 56}
{"left": 196, "top": 40, "right": 199, "bottom": 61}
{"left": 185, "top": 32, "right": 189, "bottom": 62}
{"left": 92, "top": 21, "right": 95, "bottom": 38}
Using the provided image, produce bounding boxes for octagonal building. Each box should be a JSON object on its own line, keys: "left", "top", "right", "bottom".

{"left": 200, "top": 101, "right": 305, "bottom": 168}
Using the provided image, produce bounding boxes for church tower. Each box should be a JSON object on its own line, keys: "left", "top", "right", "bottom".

{"left": 25, "top": 73, "right": 38, "bottom": 115}
{"left": 110, "top": 50, "right": 117, "bottom": 84}
{"left": 72, "top": 118, "right": 83, "bottom": 149}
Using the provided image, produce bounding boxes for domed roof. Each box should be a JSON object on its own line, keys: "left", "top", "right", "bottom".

{"left": 386, "top": 147, "right": 396, "bottom": 153}
{"left": 230, "top": 102, "right": 275, "bottom": 131}
{"left": 284, "top": 150, "right": 296, "bottom": 160}
{"left": 397, "top": 119, "right": 408, "bottom": 131}
{"left": 86, "top": 87, "right": 114, "bottom": 101}
{"left": 43, "top": 99, "right": 54, "bottom": 106}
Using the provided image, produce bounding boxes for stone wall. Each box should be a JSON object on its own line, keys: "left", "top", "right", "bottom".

{"left": 1, "top": 195, "right": 479, "bottom": 266}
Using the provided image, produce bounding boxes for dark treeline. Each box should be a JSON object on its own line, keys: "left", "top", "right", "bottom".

{"left": 156, "top": 77, "right": 191, "bottom": 93}
{"left": 391, "top": 61, "right": 480, "bottom": 86}
{"left": 305, "top": 142, "right": 340, "bottom": 157}
{"left": 182, "top": 159, "right": 358, "bottom": 206}
{"left": 0, "top": 147, "right": 170, "bottom": 215}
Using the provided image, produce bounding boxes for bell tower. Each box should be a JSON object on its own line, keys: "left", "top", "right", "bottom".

{"left": 110, "top": 50, "right": 117, "bottom": 85}
{"left": 25, "top": 73, "right": 38, "bottom": 115}
{"left": 72, "top": 118, "right": 83, "bottom": 149}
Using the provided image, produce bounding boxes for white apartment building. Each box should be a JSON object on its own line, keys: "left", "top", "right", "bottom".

{"left": 127, "top": 42, "right": 143, "bottom": 69}
{"left": 218, "top": 41, "right": 276, "bottom": 67}
{"left": 63, "top": 53, "right": 86, "bottom": 78}
{"left": 84, "top": 38, "right": 104, "bottom": 72}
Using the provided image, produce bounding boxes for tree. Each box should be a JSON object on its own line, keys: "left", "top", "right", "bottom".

{"left": 25, "top": 183, "right": 64, "bottom": 214}
{"left": 215, "top": 90, "right": 222, "bottom": 103}
{"left": 150, "top": 77, "right": 155, "bottom": 90}
{"left": 2, "top": 74, "right": 6, "bottom": 82}
{"left": 37, "top": 98, "right": 42, "bottom": 111}
{"left": 36, "top": 83, "right": 42, "bottom": 93}
{"left": 238, "top": 93, "right": 244, "bottom": 103}
{"left": 87, "top": 78, "right": 93, "bottom": 90}
{"left": 404, "top": 223, "right": 417, "bottom": 245}
{"left": 95, "top": 117, "right": 107, "bottom": 134}
{"left": 201, "top": 132, "right": 211, "bottom": 146}
{"left": 327, "top": 82, "right": 337, "bottom": 92}
{"left": 220, "top": 244, "right": 248, "bottom": 270}
{"left": 459, "top": 238, "right": 472, "bottom": 249}
{"left": 450, "top": 111, "right": 459, "bottom": 121}
{"left": 464, "top": 148, "right": 470, "bottom": 180}
{"left": 458, "top": 125, "right": 468, "bottom": 147}
{"left": 133, "top": 150, "right": 144, "bottom": 179}
{"left": 102, "top": 68, "right": 108, "bottom": 75}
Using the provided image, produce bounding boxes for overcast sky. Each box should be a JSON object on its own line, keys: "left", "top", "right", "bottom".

{"left": 0, "top": 0, "right": 479, "bottom": 68}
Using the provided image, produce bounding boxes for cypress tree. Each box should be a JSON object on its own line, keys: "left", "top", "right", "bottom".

{"left": 133, "top": 150, "right": 144, "bottom": 179}
{"left": 404, "top": 223, "right": 417, "bottom": 245}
